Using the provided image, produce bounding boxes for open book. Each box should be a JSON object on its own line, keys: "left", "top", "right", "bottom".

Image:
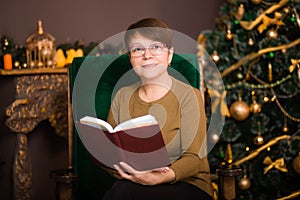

{"left": 76, "top": 114, "right": 171, "bottom": 171}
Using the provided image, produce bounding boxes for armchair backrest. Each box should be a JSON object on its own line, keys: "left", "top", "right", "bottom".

{"left": 70, "top": 53, "right": 201, "bottom": 199}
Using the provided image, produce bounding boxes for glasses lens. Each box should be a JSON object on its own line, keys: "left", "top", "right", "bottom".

{"left": 129, "top": 46, "right": 144, "bottom": 57}
{"left": 129, "top": 42, "right": 167, "bottom": 57}
{"left": 149, "top": 42, "right": 167, "bottom": 55}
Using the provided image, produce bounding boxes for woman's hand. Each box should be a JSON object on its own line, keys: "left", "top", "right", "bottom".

{"left": 113, "top": 162, "right": 175, "bottom": 186}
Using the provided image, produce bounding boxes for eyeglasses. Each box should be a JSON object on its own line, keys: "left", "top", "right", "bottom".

{"left": 129, "top": 42, "right": 168, "bottom": 58}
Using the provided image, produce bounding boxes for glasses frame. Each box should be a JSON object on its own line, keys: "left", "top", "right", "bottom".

{"left": 128, "top": 42, "right": 168, "bottom": 58}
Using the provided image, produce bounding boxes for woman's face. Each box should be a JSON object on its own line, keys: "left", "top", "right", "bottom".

{"left": 128, "top": 34, "right": 173, "bottom": 81}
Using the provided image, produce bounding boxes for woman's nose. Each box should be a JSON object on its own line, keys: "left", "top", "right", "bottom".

{"left": 143, "top": 48, "right": 152, "bottom": 59}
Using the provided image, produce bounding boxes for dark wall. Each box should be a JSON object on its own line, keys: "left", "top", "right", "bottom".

{"left": 0, "top": 1, "right": 221, "bottom": 199}
{"left": 0, "top": 0, "right": 221, "bottom": 45}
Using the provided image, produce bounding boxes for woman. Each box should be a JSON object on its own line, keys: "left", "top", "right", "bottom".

{"left": 102, "top": 18, "right": 213, "bottom": 200}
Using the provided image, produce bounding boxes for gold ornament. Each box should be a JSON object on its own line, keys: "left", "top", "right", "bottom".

{"left": 268, "top": 63, "right": 273, "bottom": 83}
{"left": 282, "top": 125, "right": 289, "bottom": 133}
{"left": 258, "top": 12, "right": 284, "bottom": 33}
{"left": 293, "top": 154, "right": 300, "bottom": 174}
{"left": 238, "top": 176, "right": 251, "bottom": 190}
{"left": 230, "top": 100, "right": 250, "bottom": 121}
{"left": 251, "top": 0, "right": 262, "bottom": 4}
{"left": 263, "top": 156, "right": 288, "bottom": 174}
{"left": 250, "top": 100, "right": 262, "bottom": 114}
{"left": 235, "top": 4, "right": 245, "bottom": 20}
{"left": 225, "top": 29, "right": 233, "bottom": 40}
{"left": 248, "top": 37, "right": 254, "bottom": 46}
{"left": 26, "top": 20, "right": 56, "bottom": 68}
{"left": 254, "top": 135, "right": 264, "bottom": 145}
{"left": 282, "top": 118, "right": 289, "bottom": 133}
{"left": 208, "top": 89, "right": 231, "bottom": 117}
{"left": 266, "top": 29, "right": 278, "bottom": 39}
{"left": 289, "top": 59, "right": 300, "bottom": 73}
{"left": 211, "top": 50, "right": 220, "bottom": 63}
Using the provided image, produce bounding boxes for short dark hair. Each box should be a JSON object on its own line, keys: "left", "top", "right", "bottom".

{"left": 124, "top": 18, "right": 173, "bottom": 50}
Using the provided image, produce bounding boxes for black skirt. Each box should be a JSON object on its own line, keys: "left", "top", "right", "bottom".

{"left": 102, "top": 179, "right": 213, "bottom": 200}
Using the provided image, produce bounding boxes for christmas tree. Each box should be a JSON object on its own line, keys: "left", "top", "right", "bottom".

{"left": 199, "top": 0, "right": 300, "bottom": 199}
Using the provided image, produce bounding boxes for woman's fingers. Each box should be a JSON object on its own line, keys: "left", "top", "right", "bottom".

{"left": 113, "top": 164, "right": 132, "bottom": 180}
{"left": 114, "top": 162, "right": 146, "bottom": 184}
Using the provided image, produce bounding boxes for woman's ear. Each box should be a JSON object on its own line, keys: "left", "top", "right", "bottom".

{"left": 167, "top": 47, "right": 174, "bottom": 66}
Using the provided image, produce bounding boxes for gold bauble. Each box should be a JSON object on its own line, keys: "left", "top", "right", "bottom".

{"left": 226, "top": 29, "right": 234, "bottom": 40}
{"left": 282, "top": 124, "right": 289, "bottom": 133}
{"left": 230, "top": 100, "right": 250, "bottom": 121}
{"left": 248, "top": 37, "right": 254, "bottom": 46}
{"left": 211, "top": 50, "right": 220, "bottom": 63}
{"left": 293, "top": 155, "right": 300, "bottom": 174}
{"left": 235, "top": 4, "right": 245, "bottom": 20}
{"left": 238, "top": 176, "right": 251, "bottom": 190}
{"left": 253, "top": 135, "right": 264, "bottom": 145}
{"left": 251, "top": 0, "right": 262, "bottom": 4}
{"left": 250, "top": 101, "right": 262, "bottom": 114}
{"left": 266, "top": 29, "right": 278, "bottom": 39}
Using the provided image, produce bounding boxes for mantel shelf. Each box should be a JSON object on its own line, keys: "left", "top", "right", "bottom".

{"left": 0, "top": 67, "right": 68, "bottom": 75}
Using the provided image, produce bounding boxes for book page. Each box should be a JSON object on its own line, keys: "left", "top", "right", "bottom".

{"left": 114, "top": 114, "right": 158, "bottom": 132}
{"left": 79, "top": 116, "right": 114, "bottom": 132}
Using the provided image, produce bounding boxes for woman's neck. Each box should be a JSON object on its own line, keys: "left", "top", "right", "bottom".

{"left": 139, "top": 75, "right": 172, "bottom": 102}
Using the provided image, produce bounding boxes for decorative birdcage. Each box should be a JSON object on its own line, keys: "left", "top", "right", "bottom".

{"left": 26, "top": 20, "right": 56, "bottom": 68}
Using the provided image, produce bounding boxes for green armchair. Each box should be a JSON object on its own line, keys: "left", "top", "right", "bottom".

{"left": 70, "top": 53, "right": 201, "bottom": 199}
{"left": 70, "top": 53, "right": 241, "bottom": 200}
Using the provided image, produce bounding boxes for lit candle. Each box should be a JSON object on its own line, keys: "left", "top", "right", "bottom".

{"left": 3, "top": 53, "right": 13, "bottom": 70}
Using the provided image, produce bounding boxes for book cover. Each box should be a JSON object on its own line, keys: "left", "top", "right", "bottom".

{"left": 75, "top": 115, "right": 171, "bottom": 171}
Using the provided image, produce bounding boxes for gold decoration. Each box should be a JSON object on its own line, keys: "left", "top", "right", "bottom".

{"left": 289, "top": 59, "right": 300, "bottom": 73}
{"left": 208, "top": 89, "right": 231, "bottom": 117}
{"left": 211, "top": 182, "right": 219, "bottom": 200}
{"left": 282, "top": 118, "right": 289, "bottom": 133}
{"left": 238, "top": 176, "right": 251, "bottom": 190}
{"left": 225, "top": 29, "right": 234, "bottom": 40}
{"left": 248, "top": 37, "right": 254, "bottom": 46}
{"left": 13, "top": 133, "right": 32, "bottom": 200}
{"left": 266, "top": 28, "right": 279, "bottom": 38}
{"left": 229, "top": 100, "right": 250, "bottom": 121}
{"left": 251, "top": 0, "right": 262, "bottom": 4}
{"left": 5, "top": 74, "right": 68, "bottom": 138}
{"left": 254, "top": 135, "right": 264, "bottom": 145}
{"left": 253, "top": 121, "right": 264, "bottom": 145}
{"left": 268, "top": 62, "right": 273, "bottom": 82}
{"left": 250, "top": 101, "right": 262, "bottom": 114}
{"left": 221, "top": 38, "right": 300, "bottom": 78}
{"left": 235, "top": 4, "right": 245, "bottom": 20}
{"left": 234, "top": 135, "right": 291, "bottom": 165}
{"left": 293, "top": 154, "right": 300, "bottom": 174}
{"left": 239, "top": 0, "right": 288, "bottom": 31}
{"left": 250, "top": 91, "right": 261, "bottom": 114}
{"left": 211, "top": 50, "right": 220, "bottom": 63}
{"left": 277, "top": 190, "right": 300, "bottom": 200}
{"left": 225, "top": 143, "right": 233, "bottom": 164}
{"left": 282, "top": 124, "right": 289, "bottom": 133}
{"left": 26, "top": 20, "right": 56, "bottom": 68}
{"left": 263, "top": 156, "right": 288, "bottom": 174}
{"left": 257, "top": 12, "right": 284, "bottom": 33}
{"left": 272, "top": 89, "right": 300, "bottom": 123}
